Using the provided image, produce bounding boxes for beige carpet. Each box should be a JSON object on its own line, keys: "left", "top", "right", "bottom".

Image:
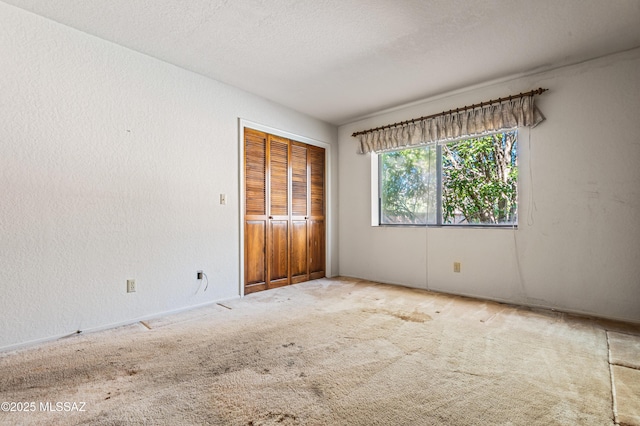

{"left": 1, "top": 277, "right": 639, "bottom": 425}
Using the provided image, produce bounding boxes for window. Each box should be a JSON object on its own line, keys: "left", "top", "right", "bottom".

{"left": 379, "top": 130, "right": 518, "bottom": 226}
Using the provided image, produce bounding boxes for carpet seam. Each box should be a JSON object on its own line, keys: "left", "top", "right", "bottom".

{"left": 607, "top": 330, "right": 620, "bottom": 426}
{"left": 607, "top": 330, "right": 640, "bottom": 338}
{"left": 610, "top": 362, "right": 640, "bottom": 371}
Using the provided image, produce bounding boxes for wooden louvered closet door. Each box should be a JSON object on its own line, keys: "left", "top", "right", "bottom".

{"left": 308, "top": 145, "right": 325, "bottom": 279}
{"left": 244, "top": 128, "right": 325, "bottom": 294}
{"left": 290, "top": 142, "right": 309, "bottom": 284}
{"left": 267, "top": 135, "right": 290, "bottom": 289}
{"left": 244, "top": 129, "right": 268, "bottom": 294}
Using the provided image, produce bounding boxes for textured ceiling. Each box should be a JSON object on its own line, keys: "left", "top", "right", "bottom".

{"left": 5, "top": 0, "right": 640, "bottom": 124}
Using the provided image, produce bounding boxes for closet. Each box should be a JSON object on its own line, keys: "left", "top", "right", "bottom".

{"left": 243, "top": 128, "right": 325, "bottom": 294}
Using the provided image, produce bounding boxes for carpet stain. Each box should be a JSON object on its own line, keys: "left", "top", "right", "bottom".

{"left": 248, "top": 412, "right": 298, "bottom": 425}
{"left": 365, "top": 308, "right": 432, "bottom": 323}
{"left": 311, "top": 383, "right": 324, "bottom": 398}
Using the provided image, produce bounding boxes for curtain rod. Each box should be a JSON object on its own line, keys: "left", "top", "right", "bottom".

{"left": 351, "top": 87, "right": 548, "bottom": 138}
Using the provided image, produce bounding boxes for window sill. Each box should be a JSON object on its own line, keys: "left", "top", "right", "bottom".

{"left": 375, "top": 223, "right": 518, "bottom": 229}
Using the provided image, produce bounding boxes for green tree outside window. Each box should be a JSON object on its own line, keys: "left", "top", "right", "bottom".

{"left": 380, "top": 131, "right": 517, "bottom": 225}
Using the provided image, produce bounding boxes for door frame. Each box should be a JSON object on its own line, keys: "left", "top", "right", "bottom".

{"left": 238, "top": 118, "right": 332, "bottom": 297}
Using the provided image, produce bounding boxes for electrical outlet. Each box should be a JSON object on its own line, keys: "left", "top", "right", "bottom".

{"left": 453, "top": 262, "right": 461, "bottom": 273}
{"left": 127, "top": 279, "right": 136, "bottom": 293}
{"left": 197, "top": 270, "right": 203, "bottom": 280}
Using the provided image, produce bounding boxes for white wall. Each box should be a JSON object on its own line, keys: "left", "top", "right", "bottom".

{"left": 339, "top": 48, "right": 640, "bottom": 323}
{"left": 0, "top": 3, "right": 338, "bottom": 350}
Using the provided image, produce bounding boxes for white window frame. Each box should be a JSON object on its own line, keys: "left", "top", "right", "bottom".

{"left": 371, "top": 128, "right": 524, "bottom": 228}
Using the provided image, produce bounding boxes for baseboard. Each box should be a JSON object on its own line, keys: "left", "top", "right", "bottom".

{"left": 0, "top": 295, "right": 241, "bottom": 354}
{"left": 337, "top": 275, "right": 640, "bottom": 326}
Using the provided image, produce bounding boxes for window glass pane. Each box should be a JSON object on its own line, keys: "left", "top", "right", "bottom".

{"left": 442, "top": 131, "right": 518, "bottom": 225}
{"left": 380, "top": 146, "right": 437, "bottom": 224}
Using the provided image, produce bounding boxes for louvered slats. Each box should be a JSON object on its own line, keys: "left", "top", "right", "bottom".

{"left": 245, "top": 131, "right": 266, "bottom": 216}
{"left": 291, "top": 143, "right": 308, "bottom": 217}
{"left": 269, "top": 136, "right": 289, "bottom": 217}
{"left": 310, "top": 146, "right": 324, "bottom": 217}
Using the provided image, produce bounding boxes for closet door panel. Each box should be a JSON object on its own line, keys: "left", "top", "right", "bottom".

{"left": 269, "top": 220, "right": 289, "bottom": 286}
{"left": 309, "top": 219, "right": 325, "bottom": 279}
{"left": 245, "top": 221, "right": 267, "bottom": 292}
{"left": 290, "top": 220, "right": 308, "bottom": 283}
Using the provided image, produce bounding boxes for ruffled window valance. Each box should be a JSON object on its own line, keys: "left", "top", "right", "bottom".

{"left": 355, "top": 91, "right": 546, "bottom": 154}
